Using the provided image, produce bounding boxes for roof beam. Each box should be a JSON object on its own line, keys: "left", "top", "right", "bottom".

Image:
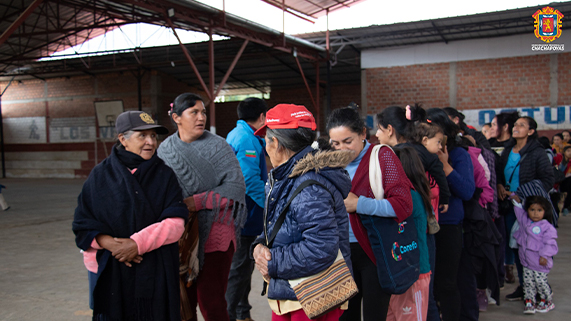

{"left": 0, "top": 0, "right": 44, "bottom": 47}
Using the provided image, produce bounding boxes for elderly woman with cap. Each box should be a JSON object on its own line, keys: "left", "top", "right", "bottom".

{"left": 157, "top": 93, "right": 247, "bottom": 321}
{"left": 72, "top": 111, "right": 188, "bottom": 321}
{"left": 252, "top": 103, "right": 354, "bottom": 321}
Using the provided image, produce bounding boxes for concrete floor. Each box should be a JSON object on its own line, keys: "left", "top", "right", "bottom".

{"left": 0, "top": 178, "right": 569, "bottom": 320}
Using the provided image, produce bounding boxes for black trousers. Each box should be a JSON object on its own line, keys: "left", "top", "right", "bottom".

{"left": 340, "top": 243, "right": 391, "bottom": 321}
{"left": 434, "top": 224, "right": 463, "bottom": 321}
{"left": 226, "top": 235, "right": 257, "bottom": 321}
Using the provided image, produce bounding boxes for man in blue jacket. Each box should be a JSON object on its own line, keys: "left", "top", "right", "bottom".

{"left": 225, "top": 98, "right": 268, "bottom": 321}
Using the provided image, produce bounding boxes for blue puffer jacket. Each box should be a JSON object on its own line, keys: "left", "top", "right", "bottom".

{"left": 253, "top": 145, "right": 353, "bottom": 300}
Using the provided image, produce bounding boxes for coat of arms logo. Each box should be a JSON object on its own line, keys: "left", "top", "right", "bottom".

{"left": 533, "top": 6, "right": 564, "bottom": 43}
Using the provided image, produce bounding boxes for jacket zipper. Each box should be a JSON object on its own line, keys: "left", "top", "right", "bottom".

{"left": 264, "top": 171, "right": 275, "bottom": 246}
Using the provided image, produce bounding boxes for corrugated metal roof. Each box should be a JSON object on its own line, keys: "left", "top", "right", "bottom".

{"left": 261, "top": 0, "right": 366, "bottom": 19}
{"left": 298, "top": 2, "right": 571, "bottom": 49}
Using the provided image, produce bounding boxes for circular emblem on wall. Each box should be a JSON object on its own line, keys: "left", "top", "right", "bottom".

{"left": 140, "top": 112, "right": 154, "bottom": 124}
{"left": 532, "top": 226, "right": 541, "bottom": 235}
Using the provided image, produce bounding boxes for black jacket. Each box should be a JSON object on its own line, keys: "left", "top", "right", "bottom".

{"left": 498, "top": 139, "right": 554, "bottom": 193}
{"left": 399, "top": 142, "right": 451, "bottom": 206}
{"left": 72, "top": 147, "right": 188, "bottom": 321}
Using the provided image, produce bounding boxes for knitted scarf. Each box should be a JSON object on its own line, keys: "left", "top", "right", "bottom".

{"left": 158, "top": 130, "right": 247, "bottom": 268}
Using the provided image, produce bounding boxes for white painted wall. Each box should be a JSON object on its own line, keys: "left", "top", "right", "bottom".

{"left": 362, "top": 32, "right": 570, "bottom": 69}
{"left": 3, "top": 117, "right": 47, "bottom": 144}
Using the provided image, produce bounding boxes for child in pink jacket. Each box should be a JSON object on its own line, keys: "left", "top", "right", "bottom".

{"left": 513, "top": 196, "right": 558, "bottom": 315}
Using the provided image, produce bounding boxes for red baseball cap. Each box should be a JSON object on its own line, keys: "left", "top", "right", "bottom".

{"left": 254, "top": 104, "right": 316, "bottom": 136}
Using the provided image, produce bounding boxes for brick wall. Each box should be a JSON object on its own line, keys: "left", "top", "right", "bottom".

{"left": 366, "top": 63, "right": 450, "bottom": 112}
{"left": 365, "top": 53, "right": 571, "bottom": 114}
{"left": 456, "top": 55, "right": 551, "bottom": 109}
{"left": 559, "top": 53, "right": 571, "bottom": 106}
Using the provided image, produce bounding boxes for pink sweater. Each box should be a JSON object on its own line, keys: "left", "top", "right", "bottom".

{"left": 193, "top": 192, "right": 236, "bottom": 253}
{"left": 467, "top": 147, "right": 494, "bottom": 208}
{"left": 82, "top": 217, "right": 185, "bottom": 273}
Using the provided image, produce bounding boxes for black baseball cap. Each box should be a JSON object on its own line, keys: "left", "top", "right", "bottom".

{"left": 115, "top": 111, "right": 168, "bottom": 135}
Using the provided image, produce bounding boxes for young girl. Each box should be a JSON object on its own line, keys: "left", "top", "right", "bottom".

{"left": 386, "top": 146, "right": 433, "bottom": 321}
{"left": 513, "top": 195, "right": 558, "bottom": 314}
{"left": 414, "top": 122, "right": 445, "bottom": 217}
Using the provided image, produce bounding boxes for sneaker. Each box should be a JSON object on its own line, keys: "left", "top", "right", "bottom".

{"left": 506, "top": 286, "right": 524, "bottom": 301}
{"left": 536, "top": 300, "right": 555, "bottom": 313}
{"left": 487, "top": 288, "right": 497, "bottom": 305}
{"left": 524, "top": 300, "right": 535, "bottom": 314}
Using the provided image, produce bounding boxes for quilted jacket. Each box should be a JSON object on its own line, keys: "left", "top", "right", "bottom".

{"left": 253, "top": 145, "right": 353, "bottom": 300}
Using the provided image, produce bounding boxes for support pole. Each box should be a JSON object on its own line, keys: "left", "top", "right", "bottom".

{"left": 0, "top": 77, "right": 14, "bottom": 179}
{"left": 137, "top": 68, "right": 142, "bottom": 111}
{"left": 214, "top": 40, "right": 249, "bottom": 98}
{"left": 0, "top": 96, "right": 5, "bottom": 178}
{"left": 208, "top": 27, "right": 216, "bottom": 134}
{"left": 165, "top": 17, "right": 211, "bottom": 100}
{"left": 294, "top": 56, "right": 316, "bottom": 111}
{"left": 315, "top": 61, "right": 320, "bottom": 135}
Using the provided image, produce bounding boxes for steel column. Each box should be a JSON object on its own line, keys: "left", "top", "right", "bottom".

{"left": 294, "top": 56, "right": 316, "bottom": 111}
{"left": 165, "top": 17, "right": 211, "bottom": 100}
{"left": 0, "top": 77, "right": 13, "bottom": 179}
{"left": 208, "top": 26, "right": 216, "bottom": 134}
{"left": 315, "top": 61, "right": 320, "bottom": 134}
{"left": 214, "top": 40, "right": 249, "bottom": 98}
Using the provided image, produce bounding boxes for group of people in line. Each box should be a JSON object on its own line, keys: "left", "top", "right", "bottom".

{"left": 72, "top": 94, "right": 560, "bottom": 321}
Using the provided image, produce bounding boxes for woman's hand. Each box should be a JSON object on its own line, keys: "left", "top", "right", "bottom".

{"left": 539, "top": 256, "right": 548, "bottom": 266}
{"left": 509, "top": 193, "right": 521, "bottom": 204}
{"left": 497, "top": 184, "right": 510, "bottom": 201}
{"left": 253, "top": 244, "right": 272, "bottom": 282}
{"left": 437, "top": 147, "right": 453, "bottom": 176}
{"left": 344, "top": 192, "right": 359, "bottom": 213}
{"left": 439, "top": 204, "right": 449, "bottom": 214}
{"left": 112, "top": 238, "right": 139, "bottom": 264}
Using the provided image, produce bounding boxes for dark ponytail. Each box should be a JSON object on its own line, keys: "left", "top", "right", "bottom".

{"left": 377, "top": 106, "right": 414, "bottom": 142}
{"left": 393, "top": 146, "right": 435, "bottom": 219}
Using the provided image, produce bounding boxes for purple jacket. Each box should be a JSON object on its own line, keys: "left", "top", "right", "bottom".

{"left": 513, "top": 204, "right": 558, "bottom": 273}
{"left": 467, "top": 146, "right": 494, "bottom": 208}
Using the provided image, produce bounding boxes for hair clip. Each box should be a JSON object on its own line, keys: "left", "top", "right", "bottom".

{"left": 168, "top": 103, "right": 174, "bottom": 116}
{"left": 405, "top": 105, "right": 412, "bottom": 120}
{"left": 426, "top": 119, "right": 432, "bottom": 123}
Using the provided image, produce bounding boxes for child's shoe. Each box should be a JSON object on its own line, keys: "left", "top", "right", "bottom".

{"left": 536, "top": 300, "right": 555, "bottom": 313}
{"left": 523, "top": 300, "right": 535, "bottom": 314}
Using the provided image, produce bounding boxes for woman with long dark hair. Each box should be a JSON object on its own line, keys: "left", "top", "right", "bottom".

{"left": 497, "top": 116, "right": 555, "bottom": 301}
{"left": 386, "top": 146, "right": 433, "bottom": 321}
{"left": 489, "top": 111, "right": 519, "bottom": 153}
{"left": 158, "top": 93, "right": 247, "bottom": 321}
{"left": 426, "top": 108, "right": 475, "bottom": 321}
{"left": 327, "top": 106, "right": 413, "bottom": 321}
{"left": 376, "top": 105, "right": 446, "bottom": 321}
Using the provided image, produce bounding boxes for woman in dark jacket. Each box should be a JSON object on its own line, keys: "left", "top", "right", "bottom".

{"left": 497, "top": 116, "right": 555, "bottom": 300}
{"left": 252, "top": 104, "right": 353, "bottom": 321}
{"left": 72, "top": 111, "right": 188, "bottom": 321}
{"left": 328, "top": 106, "right": 414, "bottom": 321}
{"left": 426, "top": 108, "right": 475, "bottom": 321}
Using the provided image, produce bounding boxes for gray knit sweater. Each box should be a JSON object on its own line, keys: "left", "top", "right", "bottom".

{"left": 158, "top": 130, "right": 247, "bottom": 268}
